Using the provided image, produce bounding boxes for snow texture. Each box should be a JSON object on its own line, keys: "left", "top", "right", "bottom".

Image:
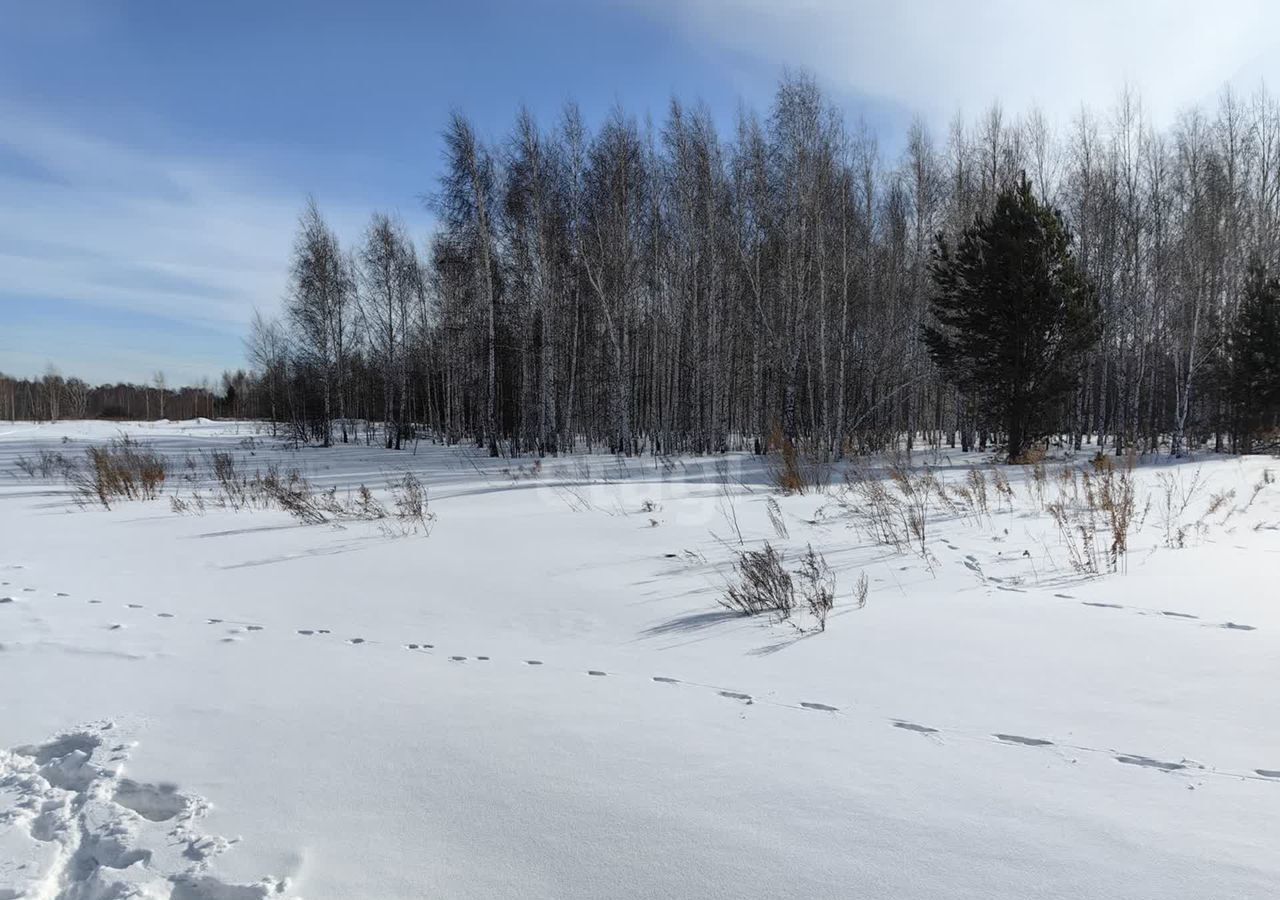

{"left": 1, "top": 419, "right": 1278, "bottom": 898}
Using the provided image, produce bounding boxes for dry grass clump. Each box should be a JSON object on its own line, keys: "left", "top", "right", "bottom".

{"left": 1154, "top": 466, "right": 1207, "bottom": 549}
{"left": 767, "top": 431, "right": 830, "bottom": 496}
{"left": 720, "top": 542, "right": 841, "bottom": 632}
{"left": 722, "top": 542, "right": 795, "bottom": 619}
{"left": 838, "top": 461, "right": 938, "bottom": 565}
{"left": 1043, "top": 453, "right": 1139, "bottom": 575}
{"left": 70, "top": 435, "right": 168, "bottom": 508}
{"left": 13, "top": 449, "right": 76, "bottom": 479}
{"left": 89, "top": 444, "right": 438, "bottom": 534}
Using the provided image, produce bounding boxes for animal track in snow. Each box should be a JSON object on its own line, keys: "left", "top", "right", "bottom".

{"left": 1115, "top": 754, "right": 1188, "bottom": 772}
{"left": 587, "top": 670, "right": 607, "bottom": 677}
{"left": 346, "top": 637, "right": 366, "bottom": 645}
{"left": 801, "top": 702, "right": 838, "bottom": 712}
{"left": 652, "top": 676, "right": 679, "bottom": 684}
{"left": 1222, "top": 622, "right": 1256, "bottom": 631}
{"left": 718, "top": 691, "right": 752, "bottom": 703}
{"left": 1256, "top": 769, "right": 1280, "bottom": 779}
{"left": 995, "top": 733, "right": 1053, "bottom": 747}
{"left": 525, "top": 660, "right": 543, "bottom": 666}
{"left": 1161, "top": 610, "right": 1199, "bottom": 620}
{"left": 893, "top": 720, "right": 938, "bottom": 735}
{"left": 1082, "top": 601, "right": 1123, "bottom": 609}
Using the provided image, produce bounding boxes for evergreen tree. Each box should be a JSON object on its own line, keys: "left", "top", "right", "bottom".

{"left": 1230, "top": 256, "right": 1280, "bottom": 451}
{"left": 923, "top": 175, "right": 1100, "bottom": 462}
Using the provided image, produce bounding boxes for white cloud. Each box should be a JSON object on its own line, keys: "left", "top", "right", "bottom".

{"left": 642, "top": 0, "right": 1280, "bottom": 128}
{"left": 0, "top": 105, "right": 430, "bottom": 335}
{"left": 0, "top": 110, "right": 308, "bottom": 335}
{"left": 0, "top": 104, "right": 435, "bottom": 383}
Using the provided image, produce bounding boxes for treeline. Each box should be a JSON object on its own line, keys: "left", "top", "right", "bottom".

{"left": 15, "top": 74, "right": 1280, "bottom": 455}
{"left": 0, "top": 369, "right": 227, "bottom": 422}
{"left": 249, "top": 73, "right": 1279, "bottom": 457}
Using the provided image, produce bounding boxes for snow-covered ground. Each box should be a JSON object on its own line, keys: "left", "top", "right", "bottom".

{"left": 1, "top": 419, "right": 1277, "bottom": 899}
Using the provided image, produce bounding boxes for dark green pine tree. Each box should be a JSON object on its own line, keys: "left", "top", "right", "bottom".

{"left": 923, "top": 175, "right": 1100, "bottom": 463}
{"left": 1229, "top": 256, "right": 1280, "bottom": 451}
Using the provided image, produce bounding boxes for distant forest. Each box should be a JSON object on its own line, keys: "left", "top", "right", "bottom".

{"left": 0, "top": 369, "right": 225, "bottom": 423}
{"left": 7, "top": 73, "right": 1280, "bottom": 457}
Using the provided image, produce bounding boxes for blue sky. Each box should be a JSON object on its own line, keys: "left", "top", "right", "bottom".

{"left": 2, "top": 0, "right": 1277, "bottom": 386}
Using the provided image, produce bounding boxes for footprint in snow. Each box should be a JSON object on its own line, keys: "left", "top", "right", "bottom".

{"left": 450, "top": 655, "right": 467, "bottom": 661}
{"left": 246, "top": 625, "right": 263, "bottom": 632}
{"left": 206, "top": 618, "right": 223, "bottom": 625}
{"left": 719, "top": 691, "right": 752, "bottom": 703}
{"left": 1161, "top": 611, "right": 1199, "bottom": 620}
{"left": 801, "top": 702, "right": 838, "bottom": 712}
{"left": 1082, "top": 601, "right": 1123, "bottom": 609}
{"left": 525, "top": 660, "right": 543, "bottom": 666}
{"left": 108, "top": 623, "right": 124, "bottom": 630}
{"left": 587, "top": 670, "right": 607, "bottom": 677}
{"left": 653, "top": 676, "right": 679, "bottom": 684}
{"left": 297, "top": 629, "right": 315, "bottom": 636}
{"left": 1054, "top": 593, "right": 1075, "bottom": 599}
{"left": 476, "top": 656, "right": 490, "bottom": 661}
{"left": 156, "top": 613, "right": 173, "bottom": 618}
{"left": 114, "top": 779, "right": 188, "bottom": 822}
{"left": 995, "top": 733, "right": 1053, "bottom": 747}
{"left": 893, "top": 720, "right": 938, "bottom": 735}
{"left": 347, "top": 638, "right": 366, "bottom": 645}
{"left": 1222, "top": 622, "right": 1256, "bottom": 631}
{"left": 56, "top": 592, "right": 69, "bottom": 597}
{"left": 0, "top": 596, "right": 14, "bottom": 604}
{"left": 1256, "top": 769, "right": 1280, "bottom": 779}
{"left": 127, "top": 603, "right": 142, "bottom": 609}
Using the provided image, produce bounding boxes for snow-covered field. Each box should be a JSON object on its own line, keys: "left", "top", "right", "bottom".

{"left": 1, "top": 419, "right": 1277, "bottom": 899}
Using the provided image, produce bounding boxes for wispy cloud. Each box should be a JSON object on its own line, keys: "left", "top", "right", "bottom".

{"left": 0, "top": 102, "right": 429, "bottom": 384}
{"left": 640, "top": 0, "right": 1280, "bottom": 127}
{"left": 0, "top": 104, "right": 297, "bottom": 332}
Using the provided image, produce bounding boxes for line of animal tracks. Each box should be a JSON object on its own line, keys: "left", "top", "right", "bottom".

{"left": 4, "top": 571, "right": 1278, "bottom": 791}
